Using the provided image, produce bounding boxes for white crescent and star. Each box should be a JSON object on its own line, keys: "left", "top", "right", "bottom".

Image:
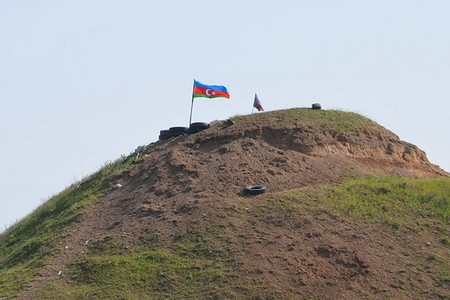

{"left": 205, "top": 89, "right": 216, "bottom": 96}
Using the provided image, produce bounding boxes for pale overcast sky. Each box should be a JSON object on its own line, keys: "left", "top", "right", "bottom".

{"left": 1, "top": 0, "right": 449, "bottom": 231}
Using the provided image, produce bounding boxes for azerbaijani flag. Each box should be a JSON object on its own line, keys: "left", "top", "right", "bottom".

{"left": 253, "top": 93, "right": 264, "bottom": 111}
{"left": 193, "top": 80, "right": 230, "bottom": 99}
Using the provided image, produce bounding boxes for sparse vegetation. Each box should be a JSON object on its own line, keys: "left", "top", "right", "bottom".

{"left": 232, "top": 108, "right": 379, "bottom": 133}
{"left": 0, "top": 109, "right": 449, "bottom": 299}
{"left": 0, "top": 154, "right": 137, "bottom": 298}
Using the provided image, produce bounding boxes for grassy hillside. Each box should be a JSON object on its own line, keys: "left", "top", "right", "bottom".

{"left": 1, "top": 175, "right": 449, "bottom": 299}
{"left": 278, "top": 176, "right": 450, "bottom": 226}
{"left": 0, "top": 155, "right": 136, "bottom": 299}
{"left": 1, "top": 108, "right": 448, "bottom": 299}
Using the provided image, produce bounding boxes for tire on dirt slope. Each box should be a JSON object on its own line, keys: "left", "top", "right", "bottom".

{"left": 243, "top": 185, "right": 267, "bottom": 195}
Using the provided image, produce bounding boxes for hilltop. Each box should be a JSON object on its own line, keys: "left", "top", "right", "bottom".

{"left": 1, "top": 108, "right": 449, "bottom": 299}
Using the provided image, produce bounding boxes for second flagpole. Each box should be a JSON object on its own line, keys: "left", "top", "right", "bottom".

{"left": 251, "top": 93, "right": 255, "bottom": 114}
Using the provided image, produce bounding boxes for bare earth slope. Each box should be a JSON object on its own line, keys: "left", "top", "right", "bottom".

{"left": 18, "top": 109, "right": 449, "bottom": 299}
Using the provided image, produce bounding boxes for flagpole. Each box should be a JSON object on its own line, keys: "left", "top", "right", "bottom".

{"left": 189, "top": 80, "right": 195, "bottom": 126}
{"left": 252, "top": 93, "right": 256, "bottom": 114}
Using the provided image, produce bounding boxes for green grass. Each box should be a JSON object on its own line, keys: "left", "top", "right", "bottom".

{"left": 35, "top": 249, "right": 234, "bottom": 300}
{"left": 30, "top": 220, "right": 291, "bottom": 299}
{"left": 1, "top": 173, "right": 449, "bottom": 299}
{"left": 232, "top": 108, "right": 379, "bottom": 133}
{"left": 267, "top": 176, "right": 450, "bottom": 226}
{"left": 0, "top": 265, "right": 34, "bottom": 299}
{"left": 34, "top": 224, "right": 240, "bottom": 299}
{"left": 0, "top": 153, "right": 137, "bottom": 298}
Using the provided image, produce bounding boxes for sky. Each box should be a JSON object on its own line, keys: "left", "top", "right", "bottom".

{"left": 1, "top": 0, "right": 449, "bottom": 231}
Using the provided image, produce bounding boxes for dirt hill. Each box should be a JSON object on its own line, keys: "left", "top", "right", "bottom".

{"left": 1, "top": 108, "right": 449, "bottom": 299}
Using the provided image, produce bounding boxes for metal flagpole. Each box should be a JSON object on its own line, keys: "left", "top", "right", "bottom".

{"left": 189, "top": 80, "right": 195, "bottom": 126}
{"left": 252, "top": 93, "right": 255, "bottom": 114}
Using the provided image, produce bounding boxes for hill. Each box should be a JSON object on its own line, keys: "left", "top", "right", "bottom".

{"left": 0, "top": 108, "right": 449, "bottom": 299}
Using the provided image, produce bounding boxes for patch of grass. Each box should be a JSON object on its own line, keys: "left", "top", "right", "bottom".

{"left": 173, "top": 225, "right": 233, "bottom": 261}
{"left": 425, "top": 251, "right": 450, "bottom": 300}
{"left": 34, "top": 223, "right": 293, "bottom": 300}
{"left": 276, "top": 176, "right": 450, "bottom": 227}
{"left": 232, "top": 108, "right": 379, "bottom": 133}
{"left": 428, "top": 251, "right": 450, "bottom": 285}
{"left": 34, "top": 249, "right": 235, "bottom": 300}
{"left": 84, "top": 235, "right": 125, "bottom": 255}
{"left": 0, "top": 153, "right": 137, "bottom": 298}
{"left": 0, "top": 265, "right": 34, "bottom": 299}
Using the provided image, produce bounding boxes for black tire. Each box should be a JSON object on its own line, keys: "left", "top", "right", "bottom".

{"left": 187, "top": 127, "right": 208, "bottom": 134}
{"left": 312, "top": 103, "right": 321, "bottom": 110}
{"left": 159, "top": 133, "right": 171, "bottom": 140}
{"left": 159, "top": 129, "right": 170, "bottom": 141}
{"left": 169, "top": 126, "right": 188, "bottom": 133}
{"left": 190, "top": 122, "right": 210, "bottom": 130}
{"left": 243, "top": 185, "right": 267, "bottom": 195}
{"left": 188, "top": 122, "right": 210, "bottom": 134}
{"left": 187, "top": 128, "right": 201, "bottom": 134}
{"left": 159, "top": 128, "right": 187, "bottom": 141}
{"left": 159, "top": 132, "right": 186, "bottom": 140}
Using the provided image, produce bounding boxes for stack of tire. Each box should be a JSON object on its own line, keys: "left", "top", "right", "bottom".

{"left": 158, "top": 122, "right": 210, "bottom": 141}
{"left": 187, "top": 122, "right": 210, "bottom": 134}
{"left": 159, "top": 127, "right": 188, "bottom": 141}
